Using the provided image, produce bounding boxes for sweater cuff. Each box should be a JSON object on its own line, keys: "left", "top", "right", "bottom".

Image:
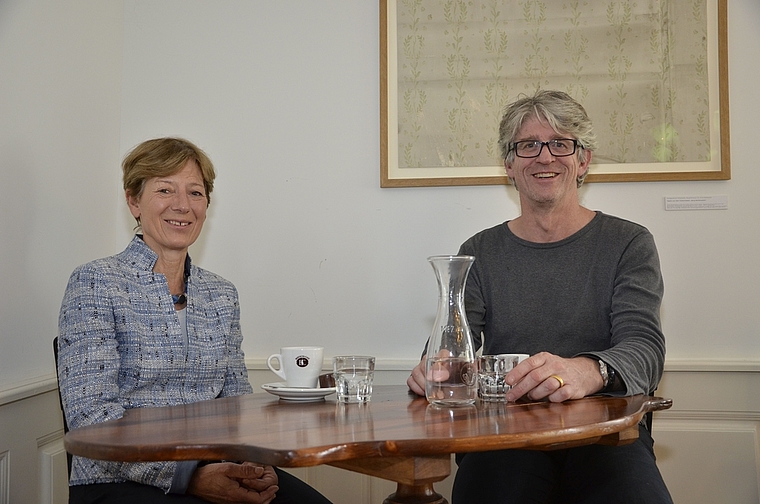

{"left": 168, "top": 461, "right": 199, "bottom": 494}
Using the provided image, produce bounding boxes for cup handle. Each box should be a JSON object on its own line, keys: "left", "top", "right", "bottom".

{"left": 266, "top": 354, "right": 287, "bottom": 381}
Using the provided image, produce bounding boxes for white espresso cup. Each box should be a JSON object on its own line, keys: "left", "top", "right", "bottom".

{"left": 267, "top": 346, "right": 324, "bottom": 388}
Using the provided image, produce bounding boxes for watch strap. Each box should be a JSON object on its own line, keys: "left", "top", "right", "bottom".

{"left": 598, "top": 359, "right": 610, "bottom": 389}
{"left": 598, "top": 359, "right": 618, "bottom": 393}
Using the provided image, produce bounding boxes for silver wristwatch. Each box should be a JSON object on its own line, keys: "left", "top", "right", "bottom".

{"left": 598, "top": 359, "right": 610, "bottom": 388}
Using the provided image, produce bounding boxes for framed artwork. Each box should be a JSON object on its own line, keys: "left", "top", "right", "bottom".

{"left": 380, "top": 0, "right": 730, "bottom": 187}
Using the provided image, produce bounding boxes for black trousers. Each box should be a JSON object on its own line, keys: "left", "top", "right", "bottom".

{"left": 68, "top": 467, "right": 332, "bottom": 504}
{"left": 452, "top": 424, "right": 673, "bottom": 504}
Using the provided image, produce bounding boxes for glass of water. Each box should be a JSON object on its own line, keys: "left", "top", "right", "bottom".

{"left": 477, "top": 354, "right": 519, "bottom": 402}
{"left": 333, "top": 355, "right": 375, "bottom": 403}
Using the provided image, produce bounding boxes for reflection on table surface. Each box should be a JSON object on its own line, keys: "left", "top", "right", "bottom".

{"left": 64, "top": 385, "right": 672, "bottom": 467}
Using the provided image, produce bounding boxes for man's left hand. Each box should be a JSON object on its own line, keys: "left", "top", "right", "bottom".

{"left": 505, "top": 353, "right": 603, "bottom": 403}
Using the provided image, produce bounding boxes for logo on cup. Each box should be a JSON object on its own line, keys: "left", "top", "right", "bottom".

{"left": 296, "top": 355, "right": 310, "bottom": 368}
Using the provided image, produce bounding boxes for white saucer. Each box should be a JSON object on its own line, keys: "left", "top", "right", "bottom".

{"left": 261, "top": 382, "right": 336, "bottom": 402}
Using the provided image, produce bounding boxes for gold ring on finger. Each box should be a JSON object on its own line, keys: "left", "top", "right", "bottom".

{"left": 549, "top": 375, "right": 565, "bottom": 388}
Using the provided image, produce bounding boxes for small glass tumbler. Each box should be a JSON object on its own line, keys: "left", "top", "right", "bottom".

{"left": 477, "top": 354, "right": 519, "bottom": 402}
{"left": 333, "top": 355, "right": 375, "bottom": 403}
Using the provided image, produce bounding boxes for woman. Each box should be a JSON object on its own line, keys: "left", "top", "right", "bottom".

{"left": 58, "top": 138, "right": 332, "bottom": 504}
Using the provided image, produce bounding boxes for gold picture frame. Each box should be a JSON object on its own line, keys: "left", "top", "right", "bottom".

{"left": 380, "top": 0, "right": 730, "bottom": 187}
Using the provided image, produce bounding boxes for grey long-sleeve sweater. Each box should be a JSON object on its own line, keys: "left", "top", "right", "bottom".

{"left": 457, "top": 211, "right": 665, "bottom": 395}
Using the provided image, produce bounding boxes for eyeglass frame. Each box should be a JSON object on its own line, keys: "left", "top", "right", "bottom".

{"left": 507, "top": 138, "right": 582, "bottom": 159}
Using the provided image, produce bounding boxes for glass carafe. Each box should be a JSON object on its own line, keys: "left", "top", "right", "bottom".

{"left": 425, "top": 255, "right": 477, "bottom": 406}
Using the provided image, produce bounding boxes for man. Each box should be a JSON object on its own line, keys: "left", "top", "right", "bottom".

{"left": 407, "top": 90, "right": 673, "bottom": 503}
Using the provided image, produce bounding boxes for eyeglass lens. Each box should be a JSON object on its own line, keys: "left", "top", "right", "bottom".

{"left": 512, "top": 139, "right": 577, "bottom": 158}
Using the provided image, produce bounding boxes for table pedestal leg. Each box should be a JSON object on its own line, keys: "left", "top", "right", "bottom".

{"left": 328, "top": 454, "right": 451, "bottom": 504}
{"left": 383, "top": 483, "right": 447, "bottom": 504}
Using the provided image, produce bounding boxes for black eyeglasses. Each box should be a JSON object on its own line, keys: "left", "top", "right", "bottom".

{"left": 509, "top": 139, "right": 580, "bottom": 158}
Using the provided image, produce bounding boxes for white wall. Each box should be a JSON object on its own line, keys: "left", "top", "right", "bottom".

{"left": 0, "top": 0, "right": 124, "bottom": 387}
{"left": 2, "top": 1, "right": 759, "bottom": 386}
{"left": 118, "top": 0, "right": 760, "bottom": 366}
{"left": 2, "top": 2, "right": 760, "bottom": 502}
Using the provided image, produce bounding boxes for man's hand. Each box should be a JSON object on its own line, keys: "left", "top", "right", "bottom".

{"left": 505, "top": 353, "right": 603, "bottom": 403}
{"left": 407, "top": 350, "right": 461, "bottom": 396}
{"left": 406, "top": 355, "right": 427, "bottom": 396}
{"left": 187, "top": 462, "right": 279, "bottom": 504}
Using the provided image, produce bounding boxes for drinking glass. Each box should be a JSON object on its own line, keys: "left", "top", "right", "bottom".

{"left": 477, "top": 354, "right": 519, "bottom": 402}
{"left": 333, "top": 355, "right": 375, "bottom": 403}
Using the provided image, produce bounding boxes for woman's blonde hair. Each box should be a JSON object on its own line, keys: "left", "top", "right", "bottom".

{"left": 122, "top": 137, "right": 216, "bottom": 205}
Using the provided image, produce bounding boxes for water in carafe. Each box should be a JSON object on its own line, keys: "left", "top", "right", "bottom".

{"left": 425, "top": 255, "right": 477, "bottom": 406}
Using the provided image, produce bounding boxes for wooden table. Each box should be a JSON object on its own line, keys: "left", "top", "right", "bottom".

{"left": 64, "top": 385, "right": 672, "bottom": 504}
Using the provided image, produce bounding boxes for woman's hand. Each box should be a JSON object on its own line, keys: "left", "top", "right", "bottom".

{"left": 505, "top": 352, "right": 603, "bottom": 403}
{"left": 187, "top": 462, "right": 279, "bottom": 504}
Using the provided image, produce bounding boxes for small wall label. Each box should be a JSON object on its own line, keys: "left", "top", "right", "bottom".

{"left": 664, "top": 195, "right": 728, "bottom": 211}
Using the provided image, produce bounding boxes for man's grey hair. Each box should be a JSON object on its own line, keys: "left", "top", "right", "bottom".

{"left": 498, "top": 90, "right": 598, "bottom": 187}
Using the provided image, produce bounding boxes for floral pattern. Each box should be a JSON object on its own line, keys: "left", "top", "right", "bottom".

{"left": 395, "top": 0, "right": 711, "bottom": 168}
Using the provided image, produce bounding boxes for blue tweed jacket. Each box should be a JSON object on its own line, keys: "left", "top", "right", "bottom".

{"left": 57, "top": 235, "right": 252, "bottom": 490}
